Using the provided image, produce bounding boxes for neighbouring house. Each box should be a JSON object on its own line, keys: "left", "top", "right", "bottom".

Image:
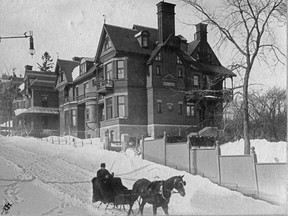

{"left": 55, "top": 57, "right": 97, "bottom": 138}
{"left": 55, "top": 1, "right": 236, "bottom": 141}
{"left": 13, "top": 65, "right": 59, "bottom": 137}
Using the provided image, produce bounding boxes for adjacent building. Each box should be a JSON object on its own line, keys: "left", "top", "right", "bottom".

{"left": 55, "top": 1, "right": 235, "bottom": 141}
{"left": 13, "top": 65, "right": 59, "bottom": 137}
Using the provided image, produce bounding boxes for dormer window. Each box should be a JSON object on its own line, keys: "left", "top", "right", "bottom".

{"left": 155, "top": 53, "right": 161, "bottom": 61}
{"left": 135, "top": 30, "right": 150, "bottom": 48}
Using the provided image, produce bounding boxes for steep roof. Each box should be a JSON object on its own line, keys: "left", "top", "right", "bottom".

{"left": 97, "top": 24, "right": 158, "bottom": 57}
{"left": 55, "top": 59, "right": 79, "bottom": 83}
{"left": 187, "top": 40, "right": 200, "bottom": 55}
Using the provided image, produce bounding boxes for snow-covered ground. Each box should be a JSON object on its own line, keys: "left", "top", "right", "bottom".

{"left": 0, "top": 135, "right": 286, "bottom": 216}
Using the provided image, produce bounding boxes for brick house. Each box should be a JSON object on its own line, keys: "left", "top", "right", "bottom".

{"left": 55, "top": 58, "right": 97, "bottom": 138}
{"left": 56, "top": 1, "right": 235, "bottom": 141}
{"left": 13, "top": 66, "right": 59, "bottom": 137}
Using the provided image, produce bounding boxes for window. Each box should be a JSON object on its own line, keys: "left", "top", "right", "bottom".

{"left": 92, "top": 78, "right": 96, "bottom": 86}
{"left": 117, "top": 96, "right": 125, "bottom": 118}
{"left": 117, "top": 60, "right": 124, "bottom": 79}
{"left": 60, "top": 72, "right": 64, "bottom": 82}
{"left": 42, "top": 116, "right": 48, "bottom": 129}
{"left": 156, "top": 65, "right": 161, "bottom": 76}
{"left": 41, "top": 95, "right": 48, "bottom": 107}
{"left": 186, "top": 103, "right": 195, "bottom": 117}
{"left": 178, "top": 68, "right": 183, "bottom": 78}
{"left": 86, "top": 109, "right": 89, "bottom": 120}
{"left": 193, "top": 75, "right": 199, "bottom": 87}
{"left": 105, "top": 63, "right": 112, "bottom": 80}
{"left": 178, "top": 103, "right": 183, "bottom": 114}
{"left": 74, "top": 86, "right": 79, "bottom": 99}
{"left": 84, "top": 82, "right": 89, "bottom": 96}
{"left": 80, "top": 63, "right": 86, "bottom": 75}
{"left": 142, "top": 36, "right": 148, "bottom": 47}
{"left": 155, "top": 53, "right": 161, "bottom": 61}
{"left": 72, "top": 109, "right": 77, "bottom": 126}
{"left": 177, "top": 56, "right": 182, "bottom": 64}
{"left": 157, "top": 101, "right": 162, "bottom": 113}
{"left": 106, "top": 97, "right": 113, "bottom": 120}
{"left": 104, "top": 36, "right": 111, "bottom": 50}
{"left": 64, "top": 110, "right": 69, "bottom": 127}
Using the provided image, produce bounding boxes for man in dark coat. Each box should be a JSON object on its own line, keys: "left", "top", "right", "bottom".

{"left": 97, "top": 163, "right": 114, "bottom": 183}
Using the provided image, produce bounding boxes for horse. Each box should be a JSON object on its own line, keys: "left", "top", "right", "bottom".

{"left": 127, "top": 175, "right": 186, "bottom": 216}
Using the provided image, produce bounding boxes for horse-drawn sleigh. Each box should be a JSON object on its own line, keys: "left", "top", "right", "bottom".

{"left": 92, "top": 175, "right": 186, "bottom": 215}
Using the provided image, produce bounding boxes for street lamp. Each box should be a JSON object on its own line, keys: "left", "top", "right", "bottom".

{"left": 0, "top": 31, "right": 35, "bottom": 56}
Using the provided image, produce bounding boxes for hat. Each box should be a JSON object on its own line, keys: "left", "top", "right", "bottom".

{"left": 100, "top": 163, "right": 106, "bottom": 168}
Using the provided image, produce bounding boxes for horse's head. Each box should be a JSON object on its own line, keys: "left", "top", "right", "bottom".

{"left": 173, "top": 175, "right": 186, "bottom": 197}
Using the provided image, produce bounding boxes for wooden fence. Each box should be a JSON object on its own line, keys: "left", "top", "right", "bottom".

{"left": 142, "top": 132, "right": 287, "bottom": 205}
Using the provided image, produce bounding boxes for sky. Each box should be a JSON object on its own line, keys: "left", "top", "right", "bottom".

{"left": 0, "top": 0, "right": 286, "bottom": 90}
{"left": 0, "top": 135, "right": 286, "bottom": 215}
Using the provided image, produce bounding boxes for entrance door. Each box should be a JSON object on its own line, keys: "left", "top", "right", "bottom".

{"left": 77, "top": 104, "right": 85, "bottom": 139}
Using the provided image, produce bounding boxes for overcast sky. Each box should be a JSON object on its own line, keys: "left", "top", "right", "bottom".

{"left": 0, "top": 0, "right": 286, "bottom": 90}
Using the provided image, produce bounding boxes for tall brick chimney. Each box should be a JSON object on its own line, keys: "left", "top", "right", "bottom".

{"left": 194, "top": 23, "right": 207, "bottom": 42}
{"left": 157, "top": 1, "right": 175, "bottom": 44}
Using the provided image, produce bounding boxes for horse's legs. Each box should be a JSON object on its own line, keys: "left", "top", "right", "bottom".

{"left": 152, "top": 205, "right": 158, "bottom": 215}
{"left": 97, "top": 202, "right": 103, "bottom": 209}
{"left": 162, "top": 204, "right": 169, "bottom": 215}
{"left": 139, "top": 200, "right": 146, "bottom": 216}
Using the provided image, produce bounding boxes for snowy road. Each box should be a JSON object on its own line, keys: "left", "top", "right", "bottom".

{"left": 0, "top": 136, "right": 286, "bottom": 215}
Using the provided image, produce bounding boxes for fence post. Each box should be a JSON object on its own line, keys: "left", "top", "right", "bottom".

{"left": 216, "top": 141, "right": 222, "bottom": 185}
{"left": 141, "top": 135, "right": 144, "bottom": 159}
{"left": 187, "top": 137, "right": 191, "bottom": 173}
{"left": 251, "top": 146, "right": 259, "bottom": 196}
{"left": 163, "top": 131, "right": 167, "bottom": 166}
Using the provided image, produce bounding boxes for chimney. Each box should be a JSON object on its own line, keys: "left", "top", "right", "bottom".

{"left": 25, "top": 65, "right": 33, "bottom": 71}
{"left": 194, "top": 23, "right": 207, "bottom": 42}
{"left": 157, "top": 1, "right": 175, "bottom": 44}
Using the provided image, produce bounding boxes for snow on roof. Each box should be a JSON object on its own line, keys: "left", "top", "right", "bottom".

{"left": 72, "top": 65, "right": 79, "bottom": 81}
{"left": 19, "top": 83, "right": 25, "bottom": 91}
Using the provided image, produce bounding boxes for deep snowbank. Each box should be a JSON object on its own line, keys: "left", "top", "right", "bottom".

{"left": 0, "top": 135, "right": 285, "bottom": 215}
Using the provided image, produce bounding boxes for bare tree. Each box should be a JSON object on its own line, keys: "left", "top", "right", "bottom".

{"left": 182, "top": 0, "right": 286, "bottom": 154}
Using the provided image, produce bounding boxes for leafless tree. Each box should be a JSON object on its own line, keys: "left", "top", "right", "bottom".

{"left": 182, "top": 0, "right": 286, "bottom": 154}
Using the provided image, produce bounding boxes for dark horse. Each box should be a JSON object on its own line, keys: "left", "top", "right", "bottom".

{"left": 128, "top": 175, "right": 186, "bottom": 215}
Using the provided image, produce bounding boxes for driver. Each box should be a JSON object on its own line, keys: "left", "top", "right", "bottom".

{"left": 97, "top": 163, "right": 114, "bottom": 183}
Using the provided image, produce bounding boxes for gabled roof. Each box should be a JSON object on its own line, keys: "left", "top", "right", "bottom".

{"left": 187, "top": 40, "right": 200, "bottom": 56}
{"left": 55, "top": 59, "right": 79, "bottom": 83}
{"left": 95, "top": 24, "right": 158, "bottom": 62}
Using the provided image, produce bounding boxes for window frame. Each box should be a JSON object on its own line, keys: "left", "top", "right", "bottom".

{"left": 186, "top": 103, "right": 195, "bottom": 117}
{"left": 117, "top": 96, "right": 125, "bottom": 118}
{"left": 116, "top": 60, "right": 124, "bottom": 79}
{"left": 106, "top": 97, "right": 113, "bottom": 120}
{"left": 105, "top": 62, "right": 113, "bottom": 81}
{"left": 178, "top": 68, "right": 183, "bottom": 78}
{"left": 193, "top": 75, "right": 200, "bottom": 87}
{"left": 156, "top": 65, "right": 161, "bottom": 76}
{"left": 71, "top": 109, "right": 77, "bottom": 127}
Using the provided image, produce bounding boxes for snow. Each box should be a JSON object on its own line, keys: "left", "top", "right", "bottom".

{"left": 0, "top": 135, "right": 286, "bottom": 215}
{"left": 72, "top": 66, "right": 80, "bottom": 81}
{"left": 221, "top": 139, "right": 287, "bottom": 163}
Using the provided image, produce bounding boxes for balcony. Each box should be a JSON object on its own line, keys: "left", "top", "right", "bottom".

{"left": 186, "top": 88, "right": 233, "bottom": 102}
{"left": 96, "top": 79, "right": 113, "bottom": 95}
{"left": 60, "top": 92, "right": 98, "bottom": 105}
